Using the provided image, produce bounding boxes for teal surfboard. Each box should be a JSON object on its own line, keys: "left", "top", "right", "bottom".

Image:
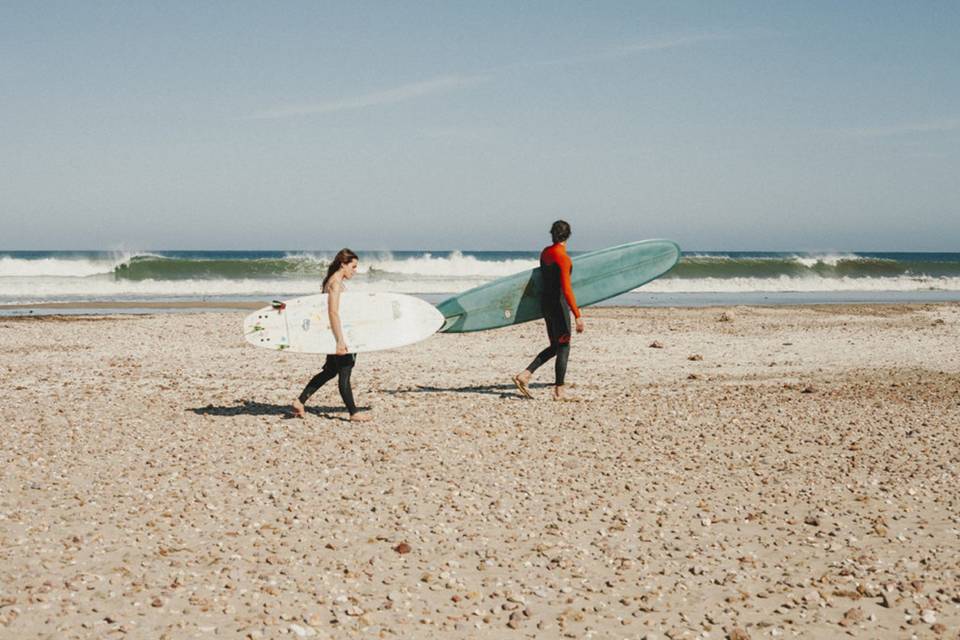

{"left": 437, "top": 239, "right": 681, "bottom": 333}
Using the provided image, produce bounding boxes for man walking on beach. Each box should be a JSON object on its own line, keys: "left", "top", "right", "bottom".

{"left": 513, "top": 220, "right": 585, "bottom": 400}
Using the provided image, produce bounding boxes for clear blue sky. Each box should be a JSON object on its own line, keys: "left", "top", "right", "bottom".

{"left": 1, "top": 1, "right": 957, "bottom": 251}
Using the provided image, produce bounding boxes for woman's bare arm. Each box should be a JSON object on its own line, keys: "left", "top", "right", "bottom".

{"left": 327, "top": 280, "right": 348, "bottom": 354}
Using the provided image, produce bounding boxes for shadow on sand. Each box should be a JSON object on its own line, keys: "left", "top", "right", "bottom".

{"left": 383, "top": 382, "right": 552, "bottom": 398}
{"left": 189, "top": 400, "right": 370, "bottom": 421}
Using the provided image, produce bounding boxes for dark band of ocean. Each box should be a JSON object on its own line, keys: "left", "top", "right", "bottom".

{"left": 2, "top": 250, "right": 960, "bottom": 315}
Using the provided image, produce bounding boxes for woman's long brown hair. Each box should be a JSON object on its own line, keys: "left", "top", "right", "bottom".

{"left": 323, "top": 248, "right": 359, "bottom": 289}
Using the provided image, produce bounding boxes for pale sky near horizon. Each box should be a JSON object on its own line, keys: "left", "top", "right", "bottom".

{"left": 1, "top": 1, "right": 958, "bottom": 251}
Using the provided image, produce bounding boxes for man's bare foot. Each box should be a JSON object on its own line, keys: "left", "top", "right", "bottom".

{"left": 512, "top": 372, "right": 533, "bottom": 399}
{"left": 291, "top": 399, "right": 306, "bottom": 418}
{"left": 350, "top": 412, "right": 373, "bottom": 422}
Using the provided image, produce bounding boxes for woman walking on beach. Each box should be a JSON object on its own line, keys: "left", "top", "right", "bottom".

{"left": 513, "top": 220, "right": 585, "bottom": 400}
{"left": 292, "top": 249, "right": 372, "bottom": 422}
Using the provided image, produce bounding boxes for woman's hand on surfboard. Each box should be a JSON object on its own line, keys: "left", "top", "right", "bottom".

{"left": 576, "top": 317, "right": 585, "bottom": 334}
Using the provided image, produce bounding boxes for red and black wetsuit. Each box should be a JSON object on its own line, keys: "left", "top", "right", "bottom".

{"left": 525, "top": 243, "right": 580, "bottom": 385}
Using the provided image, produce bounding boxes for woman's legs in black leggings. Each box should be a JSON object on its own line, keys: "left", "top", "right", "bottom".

{"left": 298, "top": 354, "right": 358, "bottom": 414}
{"left": 298, "top": 355, "right": 338, "bottom": 403}
{"left": 335, "top": 355, "right": 358, "bottom": 415}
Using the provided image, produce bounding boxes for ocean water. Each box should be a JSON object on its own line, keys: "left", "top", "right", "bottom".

{"left": 1, "top": 250, "right": 960, "bottom": 312}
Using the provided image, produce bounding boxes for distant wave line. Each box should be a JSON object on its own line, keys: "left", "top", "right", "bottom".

{"left": 3, "top": 252, "right": 960, "bottom": 282}
{"left": 2, "top": 274, "right": 960, "bottom": 305}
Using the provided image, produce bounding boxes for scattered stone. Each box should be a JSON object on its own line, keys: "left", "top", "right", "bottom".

{"left": 687, "top": 354, "right": 703, "bottom": 361}
{"left": 838, "top": 607, "right": 863, "bottom": 627}
{"left": 507, "top": 610, "right": 523, "bottom": 629}
{"left": 393, "top": 542, "right": 412, "bottom": 554}
{"left": 921, "top": 610, "right": 937, "bottom": 624}
{"left": 726, "top": 626, "right": 750, "bottom": 640}
{"left": 873, "top": 519, "right": 888, "bottom": 536}
{"left": 649, "top": 341, "right": 664, "bottom": 349}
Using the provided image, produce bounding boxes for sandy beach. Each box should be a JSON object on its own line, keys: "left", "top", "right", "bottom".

{"left": 1, "top": 304, "right": 959, "bottom": 639}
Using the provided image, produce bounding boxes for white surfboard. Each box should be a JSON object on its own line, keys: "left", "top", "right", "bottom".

{"left": 243, "top": 292, "right": 444, "bottom": 354}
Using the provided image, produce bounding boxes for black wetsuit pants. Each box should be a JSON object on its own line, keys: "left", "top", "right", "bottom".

{"left": 525, "top": 308, "right": 571, "bottom": 385}
{"left": 298, "top": 354, "right": 358, "bottom": 414}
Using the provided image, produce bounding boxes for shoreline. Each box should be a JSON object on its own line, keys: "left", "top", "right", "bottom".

{"left": 0, "top": 300, "right": 264, "bottom": 311}
{"left": 2, "top": 297, "right": 959, "bottom": 317}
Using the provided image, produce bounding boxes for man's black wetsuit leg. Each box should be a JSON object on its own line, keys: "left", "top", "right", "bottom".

{"left": 554, "top": 342, "right": 569, "bottom": 386}
{"left": 526, "top": 308, "right": 571, "bottom": 385}
{"left": 526, "top": 343, "right": 557, "bottom": 374}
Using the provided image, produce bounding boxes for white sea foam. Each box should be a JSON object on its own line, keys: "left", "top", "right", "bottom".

{"left": 791, "top": 253, "right": 865, "bottom": 269}
{"left": 641, "top": 275, "right": 960, "bottom": 293}
{"left": 365, "top": 251, "right": 538, "bottom": 278}
{"left": 2, "top": 274, "right": 959, "bottom": 306}
{"left": 0, "top": 251, "right": 535, "bottom": 281}
{"left": 0, "top": 253, "right": 141, "bottom": 278}
{"left": 0, "top": 276, "right": 497, "bottom": 304}
{"left": 282, "top": 251, "right": 539, "bottom": 278}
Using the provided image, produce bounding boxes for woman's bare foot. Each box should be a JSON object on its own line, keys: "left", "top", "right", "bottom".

{"left": 291, "top": 399, "right": 306, "bottom": 418}
{"left": 512, "top": 372, "right": 533, "bottom": 399}
{"left": 552, "top": 385, "right": 578, "bottom": 401}
{"left": 350, "top": 412, "right": 373, "bottom": 422}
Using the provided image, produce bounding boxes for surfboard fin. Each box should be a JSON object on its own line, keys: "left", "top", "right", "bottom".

{"left": 439, "top": 314, "right": 463, "bottom": 333}
{"left": 243, "top": 324, "right": 265, "bottom": 335}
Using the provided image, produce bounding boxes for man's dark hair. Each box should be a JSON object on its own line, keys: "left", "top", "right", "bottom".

{"left": 550, "top": 220, "right": 571, "bottom": 244}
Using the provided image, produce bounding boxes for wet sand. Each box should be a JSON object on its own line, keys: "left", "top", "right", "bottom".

{"left": 1, "top": 304, "right": 959, "bottom": 639}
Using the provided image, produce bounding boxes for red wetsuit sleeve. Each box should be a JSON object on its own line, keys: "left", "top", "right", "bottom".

{"left": 557, "top": 248, "right": 581, "bottom": 318}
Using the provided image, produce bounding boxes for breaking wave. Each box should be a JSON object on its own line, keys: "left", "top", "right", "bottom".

{"left": 2, "top": 250, "right": 959, "bottom": 304}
